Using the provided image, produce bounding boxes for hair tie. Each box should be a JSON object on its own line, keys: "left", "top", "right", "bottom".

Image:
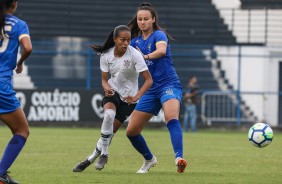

{"left": 140, "top": 2, "right": 151, "bottom": 7}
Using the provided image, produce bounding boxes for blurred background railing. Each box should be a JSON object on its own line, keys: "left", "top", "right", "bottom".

{"left": 218, "top": 8, "right": 282, "bottom": 44}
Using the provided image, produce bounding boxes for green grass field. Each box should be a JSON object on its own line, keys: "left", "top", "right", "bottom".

{"left": 0, "top": 126, "right": 281, "bottom": 184}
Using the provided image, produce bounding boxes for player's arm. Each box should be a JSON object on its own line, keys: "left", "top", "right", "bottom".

{"left": 15, "top": 36, "right": 32, "bottom": 74}
{"left": 128, "top": 70, "right": 152, "bottom": 104}
{"left": 101, "top": 71, "right": 114, "bottom": 97}
{"left": 143, "top": 42, "right": 166, "bottom": 60}
{"left": 138, "top": 69, "right": 153, "bottom": 97}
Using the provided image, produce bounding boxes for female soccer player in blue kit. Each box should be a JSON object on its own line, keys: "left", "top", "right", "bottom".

{"left": 0, "top": 0, "right": 32, "bottom": 183}
{"left": 126, "top": 2, "right": 187, "bottom": 173}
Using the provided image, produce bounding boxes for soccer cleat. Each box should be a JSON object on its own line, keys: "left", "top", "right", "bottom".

{"left": 94, "top": 154, "right": 108, "bottom": 171}
{"left": 176, "top": 158, "right": 187, "bottom": 173}
{"left": 0, "top": 173, "right": 19, "bottom": 184}
{"left": 73, "top": 159, "right": 92, "bottom": 172}
{"left": 136, "top": 156, "right": 157, "bottom": 174}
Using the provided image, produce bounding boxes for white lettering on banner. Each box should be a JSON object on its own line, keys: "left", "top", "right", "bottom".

{"left": 31, "top": 89, "right": 80, "bottom": 106}
{"left": 91, "top": 93, "right": 104, "bottom": 119}
{"left": 15, "top": 92, "right": 26, "bottom": 109}
{"left": 28, "top": 89, "right": 80, "bottom": 121}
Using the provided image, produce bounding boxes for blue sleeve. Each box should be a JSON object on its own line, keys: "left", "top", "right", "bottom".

{"left": 130, "top": 38, "right": 136, "bottom": 48}
{"left": 18, "top": 21, "right": 30, "bottom": 36}
{"left": 155, "top": 31, "right": 168, "bottom": 44}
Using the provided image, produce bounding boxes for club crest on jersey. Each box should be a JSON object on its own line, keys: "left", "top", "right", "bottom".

{"left": 147, "top": 43, "right": 152, "bottom": 52}
{"left": 123, "top": 59, "right": 131, "bottom": 69}
{"left": 145, "top": 60, "right": 153, "bottom": 66}
{"left": 136, "top": 39, "right": 141, "bottom": 44}
{"left": 165, "top": 88, "right": 174, "bottom": 95}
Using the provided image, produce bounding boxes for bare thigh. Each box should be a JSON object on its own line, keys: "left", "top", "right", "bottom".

{"left": 126, "top": 110, "right": 153, "bottom": 136}
{"left": 162, "top": 99, "right": 180, "bottom": 123}
{"left": 0, "top": 107, "right": 29, "bottom": 138}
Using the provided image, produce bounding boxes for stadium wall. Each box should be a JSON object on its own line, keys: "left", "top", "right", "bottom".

{"left": 214, "top": 45, "right": 281, "bottom": 126}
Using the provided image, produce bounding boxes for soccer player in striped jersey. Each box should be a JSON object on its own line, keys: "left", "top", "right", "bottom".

{"left": 126, "top": 2, "right": 187, "bottom": 173}
{"left": 0, "top": 0, "right": 32, "bottom": 183}
{"left": 73, "top": 25, "right": 152, "bottom": 172}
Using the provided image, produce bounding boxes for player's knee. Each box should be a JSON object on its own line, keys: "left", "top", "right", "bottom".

{"left": 164, "top": 111, "right": 179, "bottom": 122}
{"left": 164, "top": 115, "right": 178, "bottom": 123}
{"left": 25, "top": 129, "right": 30, "bottom": 138}
{"left": 104, "top": 109, "right": 116, "bottom": 122}
{"left": 101, "top": 109, "right": 116, "bottom": 135}
{"left": 14, "top": 128, "right": 29, "bottom": 139}
{"left": 126, "top": 127, "right": 140, "bottom": 136}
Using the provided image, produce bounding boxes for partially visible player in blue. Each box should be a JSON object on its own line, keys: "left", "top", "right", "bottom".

{"left": 126, "top": 2, "right": 187, "bottom": 173}
{"left": 0, "top": 0, "right": 32, "bottom": 183}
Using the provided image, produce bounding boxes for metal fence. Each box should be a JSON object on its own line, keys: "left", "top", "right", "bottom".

{"left": 201, "top": 91, "right": 281, "bottom": 126}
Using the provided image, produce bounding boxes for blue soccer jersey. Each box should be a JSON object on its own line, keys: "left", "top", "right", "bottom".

{"left": 0, "top": 14, "right": 29, "bottom": 114}
{"left": 0, "top": 14, "right": 30, "bottom": 81}
{"left": 130, "top": 30, "right": 181, "bottom": 93}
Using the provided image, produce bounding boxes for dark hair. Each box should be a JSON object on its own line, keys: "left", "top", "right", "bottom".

{"left": 0, "top": 0, "right": 17, "bottom": 40}
{"left": 128, "top": 2, "right": 173, "bottom": 40}
{"left": 90, "top": 25, "right": 130, "bottom": 54}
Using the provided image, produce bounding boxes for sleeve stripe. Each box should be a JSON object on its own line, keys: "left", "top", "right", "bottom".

{"left": 156, "top": 41, "right": 167, "bottom": 45}
{"left": 19, "top": 34, "right": 30, "bottom": 41}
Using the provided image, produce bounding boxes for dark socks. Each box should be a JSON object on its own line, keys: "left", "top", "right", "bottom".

{"left": 127, "top": 134, "right": 153, "bottom": 160}
{"left": 0, "top": 134, "right": 26, "bottom": 176}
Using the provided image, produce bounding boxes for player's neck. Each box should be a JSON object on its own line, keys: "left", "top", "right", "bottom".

{"left": 114, "top": 49, "right": 125, "bottom": 58}
{"left": 142, "top": 30, "right": 154, "bottom": 40}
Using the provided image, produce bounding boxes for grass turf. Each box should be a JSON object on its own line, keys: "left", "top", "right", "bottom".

{"left": 0, "top": 126, "right": 281, "bottom": 184}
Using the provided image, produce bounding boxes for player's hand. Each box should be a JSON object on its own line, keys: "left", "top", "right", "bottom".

{"left": 15, "top": 63, "right": 23, "bottom": 74}
{"left": 124, "top": 95, "right": 140, "bottom": 105}
{"left": 104, "top": 89, "right": 115, "bottom": 97}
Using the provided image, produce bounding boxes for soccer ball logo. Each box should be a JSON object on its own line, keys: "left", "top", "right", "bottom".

{"left": 248, "top": 123, "right": 274, "bottom": 148}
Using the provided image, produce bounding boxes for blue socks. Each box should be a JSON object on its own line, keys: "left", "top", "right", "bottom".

{"left": 167, "top": 119, "right": 183, "bottom": 158}
{"left": 127, "top": 134, "right": 153, "bottom": 160}
{"left": 127, "top": 119, "right": 183, "bottom": 160}
{"left": 0, "top": 134, "right": 26, "bottom": 176}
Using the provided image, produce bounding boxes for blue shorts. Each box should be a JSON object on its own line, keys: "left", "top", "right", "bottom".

{"left": 135, "top": 86, "right": 182, "bottom": 116}
{"left": 0, "top": 81, "right": 20, "bottom": 114}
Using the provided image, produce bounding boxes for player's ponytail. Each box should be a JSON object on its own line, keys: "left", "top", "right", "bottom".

{"left": 0, "top": 0, "right": 17, "bottom": 40}
{"left": 90, "top": 25, "right": 130, "bottom": 54}
{"left": 90, "top": 30, "right": 115, "bottom": 54}
{"left": 0, "top": 0, "right": 6, "bottom": 40}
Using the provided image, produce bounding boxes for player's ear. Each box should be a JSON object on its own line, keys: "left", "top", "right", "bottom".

{"left": 152, "top": 17, "right": 156, "bottom": 24}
